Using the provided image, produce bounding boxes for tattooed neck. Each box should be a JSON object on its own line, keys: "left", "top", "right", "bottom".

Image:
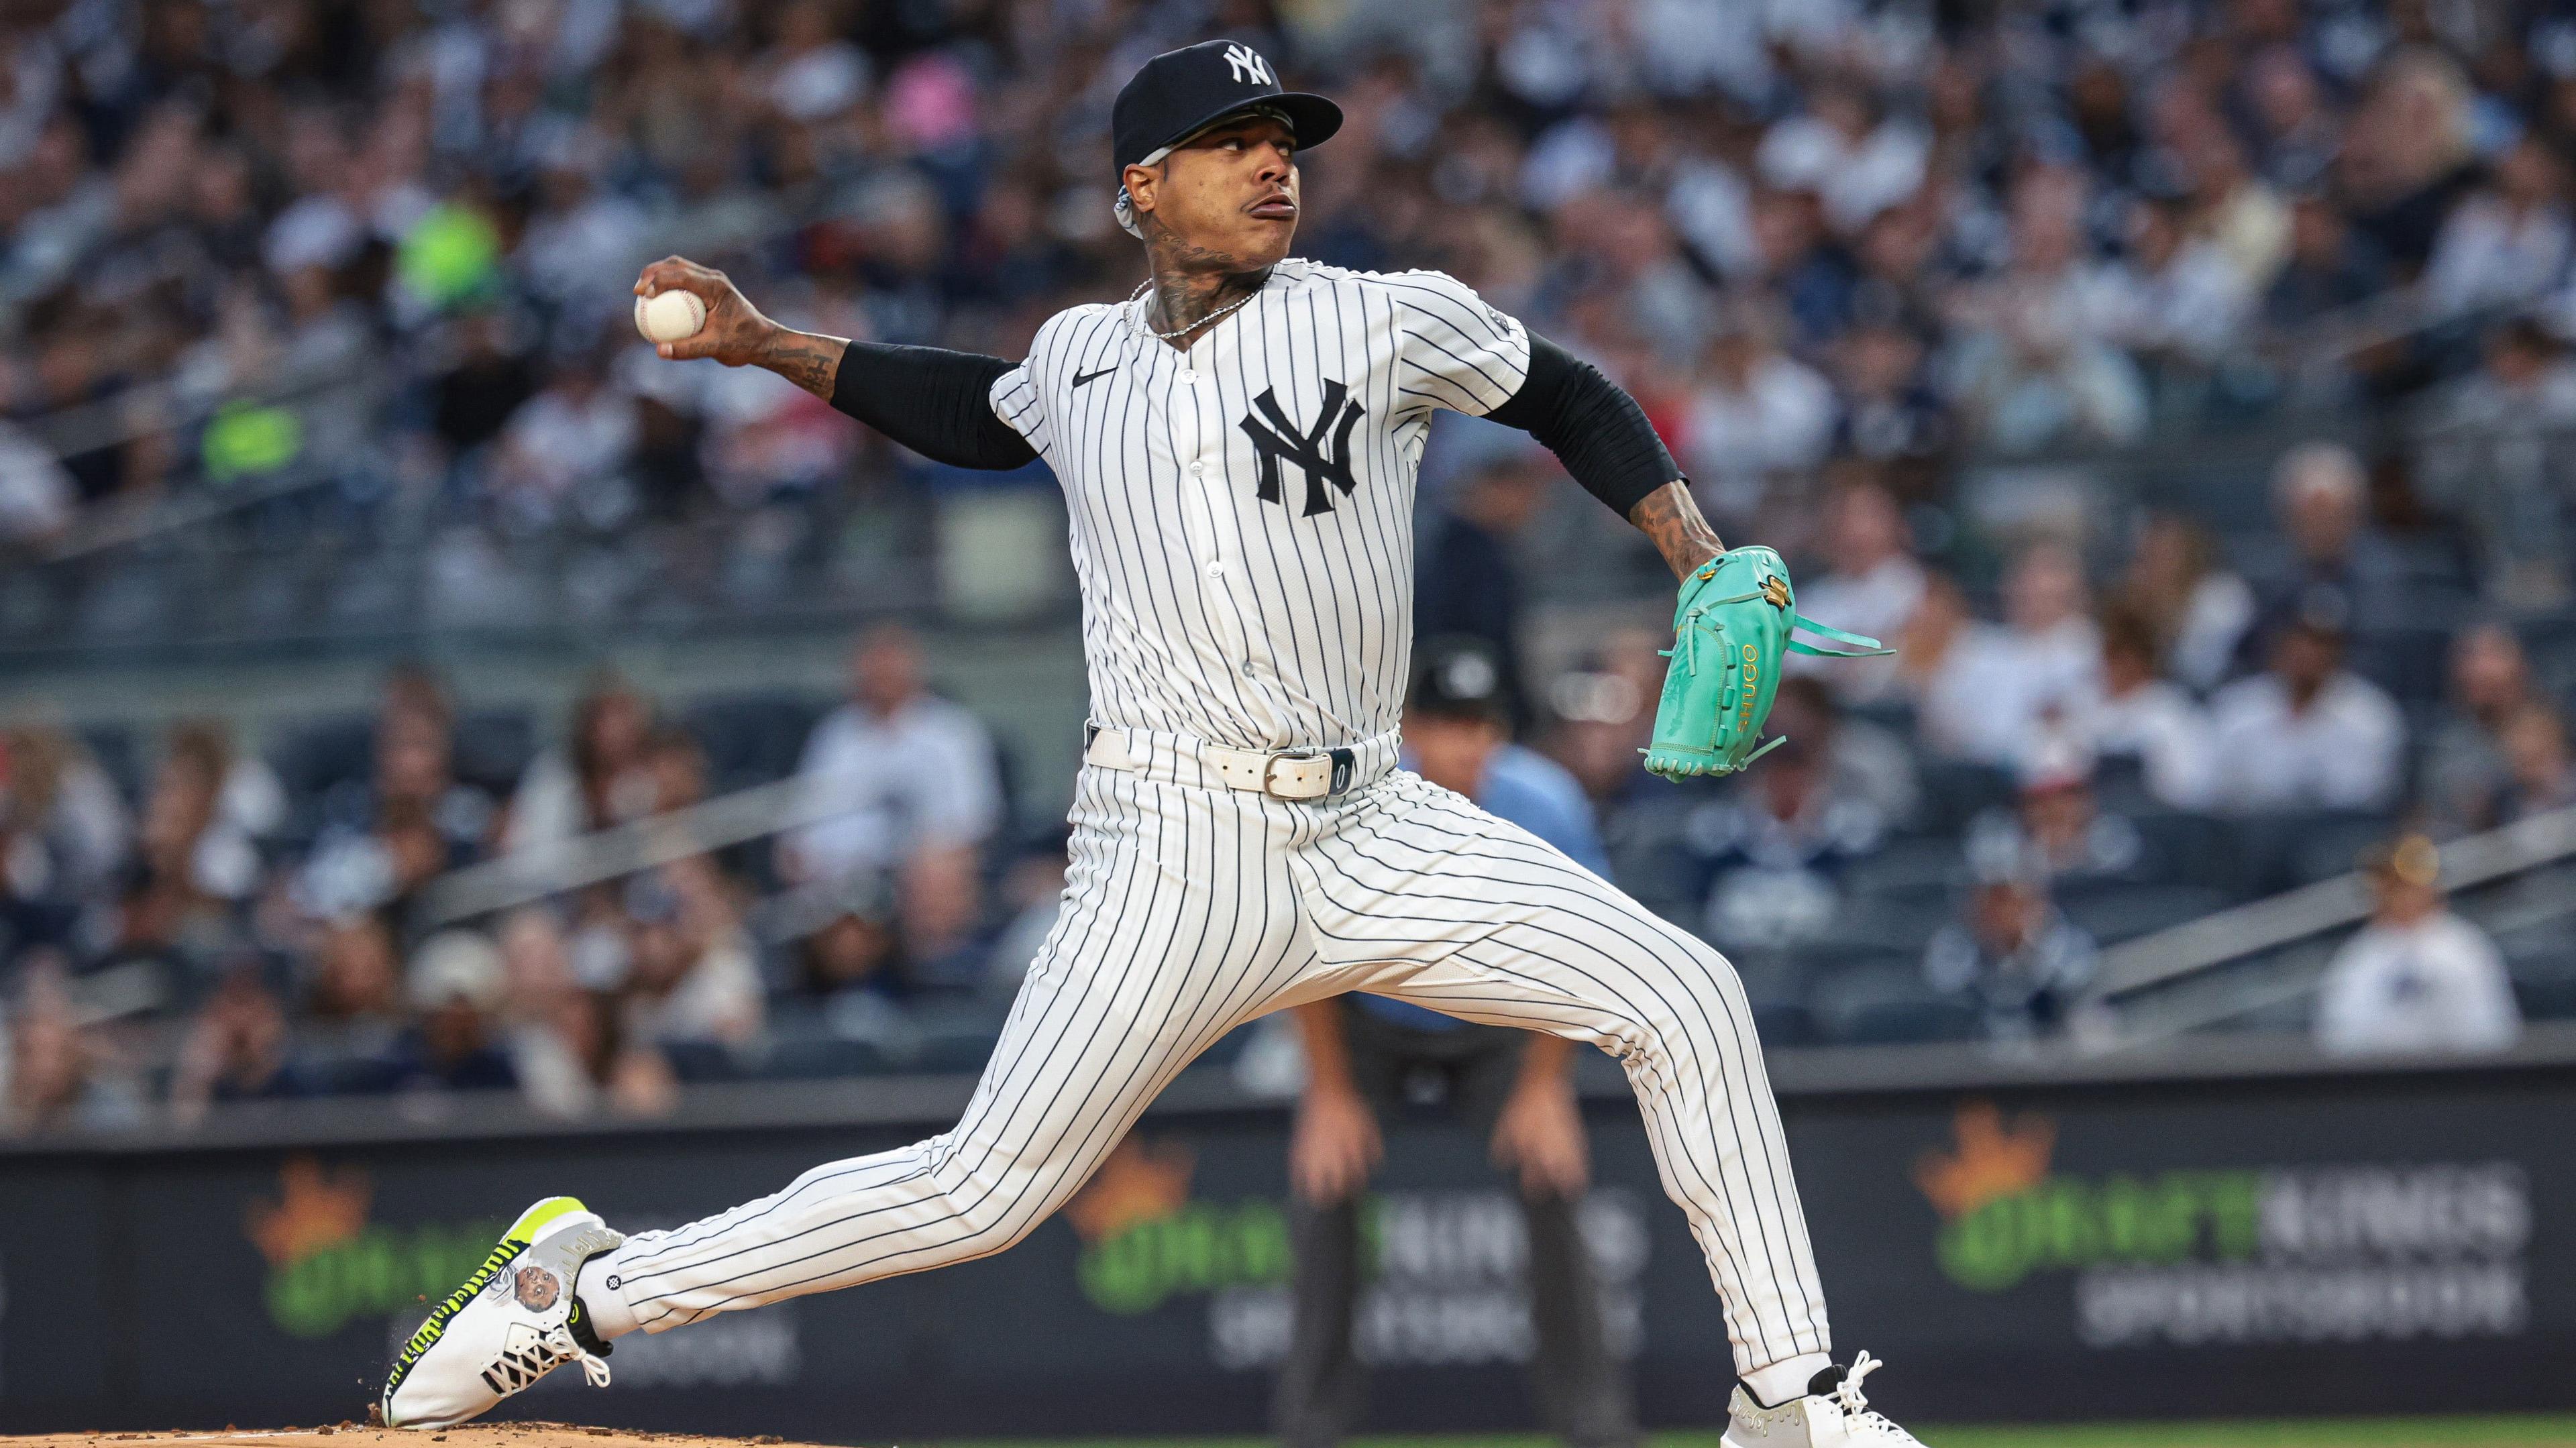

{"left": 1628, "top": 481, "right": 1727, "bottom": 580}
{"left": 1142, "top": 226, "right": 1269, "bottom": 347}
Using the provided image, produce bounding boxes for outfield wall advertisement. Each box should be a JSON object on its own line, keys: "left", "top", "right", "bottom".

{"left": 1, "top": 1059, "right": 2568, "bottom": 1437}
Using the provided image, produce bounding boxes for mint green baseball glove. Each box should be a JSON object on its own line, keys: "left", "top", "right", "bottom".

{"left": 1640, "top": 547, "right": 1891, "bottom": 781}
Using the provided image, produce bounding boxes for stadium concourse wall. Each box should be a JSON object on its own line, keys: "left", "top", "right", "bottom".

{"left": 2, "top": 1036, "right": 2570, "bottom": 1439}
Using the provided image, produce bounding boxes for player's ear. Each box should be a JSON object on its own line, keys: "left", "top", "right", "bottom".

{"left": 1122, "top": 162, "right": 1161, "bottom": 221}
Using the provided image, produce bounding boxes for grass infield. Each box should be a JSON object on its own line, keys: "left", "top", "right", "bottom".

{"left": 942, "top": 1420, "right": 2576, "bottom": 1448}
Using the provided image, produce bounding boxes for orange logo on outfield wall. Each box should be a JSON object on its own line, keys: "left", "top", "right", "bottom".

{"left": 1063, "top": 1135, "right": 1197, "bottom": 1244}
{"left": 246, "top": 1156, "right": 373, "bottom": 1266}
{"left": 1913, "top": 1100, "right": 2055, "bottom": 1219}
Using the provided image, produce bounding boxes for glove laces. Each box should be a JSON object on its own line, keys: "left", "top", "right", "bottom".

{"left": 1835, "top": 1350, "right": 1894, "bottom": 1430}
{"left": 539, "top": 1321, "right": 614, "bottom": 1388}
{"left": 1662, "top": 592, "right": 1766, "bottom": 677}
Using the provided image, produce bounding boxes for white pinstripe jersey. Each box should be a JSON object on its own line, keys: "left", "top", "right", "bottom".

{"left": 988, "top": 258, "right": 1532, "bottom": 753}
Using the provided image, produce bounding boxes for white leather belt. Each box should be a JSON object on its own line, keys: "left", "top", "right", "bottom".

{"left": 1084, "top": 723, "right": 1362, "bottom": 800}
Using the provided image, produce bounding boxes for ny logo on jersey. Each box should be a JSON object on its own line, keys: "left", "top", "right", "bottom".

{"left": 1223, "top": 44, "right": 1275, "bottom": 86}
{"left": 1239, "top": 382, "right": 1364, "bottom": 516}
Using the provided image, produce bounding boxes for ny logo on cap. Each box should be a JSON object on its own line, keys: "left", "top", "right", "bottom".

{"left": 1224, "top": 43, "right": 1275, "bottom": 86}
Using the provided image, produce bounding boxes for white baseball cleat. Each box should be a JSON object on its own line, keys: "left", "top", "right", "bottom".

{"left": 1722, "top": 1351, "right": 1929, "bottom": 1446}
{"left": 377, "top": 1196, "right": 625, "bottom": 1429}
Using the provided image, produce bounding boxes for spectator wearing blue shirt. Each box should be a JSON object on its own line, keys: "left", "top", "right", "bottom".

{"left": 1276, "top": 640, "right": 1636, "bottom": 1448}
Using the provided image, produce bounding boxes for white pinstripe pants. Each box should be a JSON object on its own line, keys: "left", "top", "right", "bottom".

{"left": 590, "top": 740, "right": 1833, "bottom": 1376}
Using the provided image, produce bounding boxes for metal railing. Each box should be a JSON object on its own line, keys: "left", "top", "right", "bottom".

{"left": 2090, "top": 803, "right": 2576, "bottom": 1045}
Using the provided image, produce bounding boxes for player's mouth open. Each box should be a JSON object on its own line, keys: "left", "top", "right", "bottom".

{"left": 1249, "top": 194, "right": 1297, "bottom": 219}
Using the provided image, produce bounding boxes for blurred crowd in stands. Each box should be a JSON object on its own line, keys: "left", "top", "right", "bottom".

{"left": 10, "top": 0, "right": 2576, "bottom": 1131}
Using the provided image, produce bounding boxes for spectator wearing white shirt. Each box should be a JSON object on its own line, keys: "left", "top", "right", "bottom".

{"left": 2210, "top": 610, "right": 2405, "bottom": 812}
{"left": 2080, "top": 606, "right": 2220, "bottom": 810}
{"left": 2316, "top": 836, "right": 2519, "bottom": 1056}
{"left": 2115, "top": 513, "right": 2254, "bottom": 693}
{"left": 1788, "top": 480, "right": 1923, "bottom": 703}
{"left": 490, "top": 357, "right": 636, "bottom": 522}
{"left": 0, "top": 419, "right": 76, "bottom": 547}
{"left": 2082, "top": 197, "right": 2253, "bottom": 366}
{"left": 786, "top": 624, "right": 1003, "bottom": 959}
{"left": 1919, "top": 545, "right": 2102, "bottom": 769}
{"left": 1754, "top": 79, "right": 1929, "bottom": 237}
{"left": 505, "top": 675, "right": 658, "bottom": 855}
{"left": 619, "top": 860, "right": 764, "bottom": 1048}
{"left": 1685, "top": 292, "right": 1835, "bottom": 521}
{"left": 2421, "top": 136, "right": 2571, "bottom": 320}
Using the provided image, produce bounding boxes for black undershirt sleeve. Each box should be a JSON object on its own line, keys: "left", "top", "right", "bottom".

{"left": 1483, "top": 332, "right": 1680, "bottom": 518}
{"left": 826, "top": 340, "right": 1039, "bottom": 470}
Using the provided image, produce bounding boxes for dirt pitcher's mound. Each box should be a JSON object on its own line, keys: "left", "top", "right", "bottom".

{"left": 4, "top": 1426, "right": 871, "bottom": 1448}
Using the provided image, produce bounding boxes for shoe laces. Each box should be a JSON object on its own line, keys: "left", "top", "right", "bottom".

{"left": 1835, "top": 1351, "right": 1896, "bottom": 1432}
{"left": 538, "top": 1321, "right": 614, "bottom": 1389}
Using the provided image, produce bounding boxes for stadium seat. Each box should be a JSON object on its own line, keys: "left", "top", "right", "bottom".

{"left": 1750, "top": 1001, "right": 1818, "bottom": 1047}
{"left": 1601, "top": 797, "right": 1710, "bottom": 923}
{"left": 1810, "top": 966, "right": 1982, "bottom": 1045}
{"left": 2125, "top": 810, "right": 2246, "bottom": 895}
{"left": 2286, "top": 812, "right": 2399, "bottom": 886}
{"left": 2054, "top": 882, "right": 2231, "bottom": 944}
{"left": 267, "top": 712, "right": 377, "bottom": 806}
{"left": 659, "top": 1040, "right": 742, "bottom": 1084}
{"left": 913, "top": 1030, "right": 1001, "bottom": 1074}
{"left": 1811, "top": 895, "right": 1953, "bottom": 954}
{"left": 760, "top": 1035, "right": 894, "bottom": 1080}
{"left": 904, "top": 1000, "right": 1013, "bottom": 1075}
{"left": 1841, "top": 699, "right": 1917, "bottom": 738}
{"left": 1912, "top": 761, "right": 2017, "bottom": 838}
{"left": 1191, "top": 1021, "right": 1256, "bottom": 1069}
{"left": 680, "top": 691, "right": 827, "bottom": 795}
{"left": 2350, "top": 624, "right": 2456, "bottom": 705}
{"left": 2229, "top": 810, "right": 2391, "bottom": 897}
{"left": 1838, "top": 838, "right": 1960, "bottom": 911}
{"left": 451, "top": 708, "right": 537, "bottom": 796}
{"left": 74, "top": 721, "right": 144, "bottom": 806}
{"left": 2502, "top": 936, "right": 2576, "bottom": 1021}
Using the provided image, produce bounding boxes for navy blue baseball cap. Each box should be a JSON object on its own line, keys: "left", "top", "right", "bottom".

{"left": 1409, "top": 637, "right": 1508, "bottom": 722}
{"left": 1112, "top": 40, "right": 1343, "bottom": 174}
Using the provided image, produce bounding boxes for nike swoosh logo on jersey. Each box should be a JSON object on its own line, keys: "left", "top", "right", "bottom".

{"left": 1073, "top": 366, "right": 1117, "bottom": 388}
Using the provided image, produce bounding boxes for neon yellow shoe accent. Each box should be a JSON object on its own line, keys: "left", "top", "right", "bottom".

{"left": 506, "top": 1196, "right": 590, "bottom": 1243}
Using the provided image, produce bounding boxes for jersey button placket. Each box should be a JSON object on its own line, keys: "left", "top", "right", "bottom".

{"left": 1191, "top": 386, "right": 1256, "bottom": 704}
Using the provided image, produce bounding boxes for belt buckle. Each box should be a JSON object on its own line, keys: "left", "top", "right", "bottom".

{"left": 1261, "top": 748, "right": 1358, "bottom": 799}
{"left": 1262, "top": 751, "right": 1325, "bottom": 800}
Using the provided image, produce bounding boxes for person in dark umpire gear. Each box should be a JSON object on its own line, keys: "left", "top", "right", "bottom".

{"left": 1276, "top": 639, "right": 1638, "bottom": 1448}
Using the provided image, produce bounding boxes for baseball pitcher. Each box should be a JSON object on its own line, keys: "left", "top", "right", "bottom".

{"left": 379, "top": 39, "right": 1912, "bottom": 1448}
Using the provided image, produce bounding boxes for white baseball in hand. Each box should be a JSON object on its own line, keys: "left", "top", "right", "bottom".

{"left": 634, "top": 288, "right": 707, "bottom": 344}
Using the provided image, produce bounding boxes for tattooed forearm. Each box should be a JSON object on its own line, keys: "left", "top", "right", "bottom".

{"left": 757, "top": 329, "right": 849, "bottom": 400}
{"left": 1627, "top": 480, "right": 1726, "bottom": 579}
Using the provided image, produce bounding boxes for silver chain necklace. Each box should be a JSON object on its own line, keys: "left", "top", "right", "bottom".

{"left": 1130, "top": 277, "right": 1261, "bottom": 341}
